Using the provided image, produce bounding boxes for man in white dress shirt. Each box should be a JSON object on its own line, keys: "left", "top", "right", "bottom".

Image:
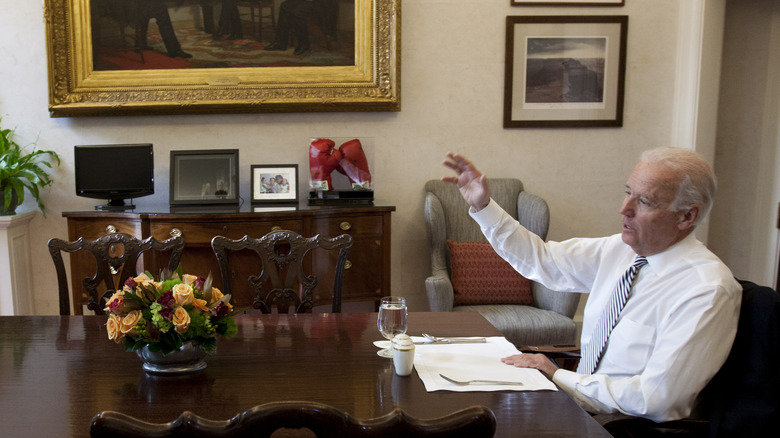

{"left": 442, "top": 147, "right": 741, "bottom": 422}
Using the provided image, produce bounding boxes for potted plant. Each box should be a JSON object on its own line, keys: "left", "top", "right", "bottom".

{"left": 0, "top": 117, "right": 61, "bottom": 216}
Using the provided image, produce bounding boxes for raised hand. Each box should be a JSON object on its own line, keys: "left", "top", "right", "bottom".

{"left": 441, "top": 152, "right": 490, "bottom": 212}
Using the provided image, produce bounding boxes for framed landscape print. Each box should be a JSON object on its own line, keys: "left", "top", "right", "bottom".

{"left": 170, "top": 149, "right": 239, "bottom": 206}
{"left": 504, "top": 15, "right": 628, "bottom": 128}
{"left": 44, "top": 0, "right": 400, "bottom": 116}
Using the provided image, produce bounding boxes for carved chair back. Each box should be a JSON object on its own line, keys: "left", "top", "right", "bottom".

{"left": 48, "top": 233, "right": 185, "bottom": 315}
{"left": 211, "top": 230, "right": 352, "bottom": 314}
{"left": 90, "top": 402, "right": 496, "bottom": 438}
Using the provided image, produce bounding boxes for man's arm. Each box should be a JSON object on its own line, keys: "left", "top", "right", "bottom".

{"left": 553, "top": 283, "right": 739, "bottom": 422}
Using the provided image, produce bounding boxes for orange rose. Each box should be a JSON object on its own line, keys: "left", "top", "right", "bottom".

{"left": 133, "top": 272, "right": 152, "bottom": 286}
{"left": 104, "top": 290, "right": 125, "bottom": 313}
{"left": 209, "top": 287, "right": 224, "bottom": 305}
{"left": 172, "top": 306, "right": 191, "bottom": 334}
{"left": 182, "top": 274, "right": 198, "bottom": 285}
{"left": 193, "top": 298, "right": 209, "bottom": 312}
{"left": 120, "top": 310, "right": 144, "bottom": 336}
{"left": 107, "top": 314, "right": 125, "bottom": 342}
{"left": 172, "top": 283, "right": 194, "bottom": 306}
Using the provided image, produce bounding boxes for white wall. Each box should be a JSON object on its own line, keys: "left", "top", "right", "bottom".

{"left": 1, "top": 1, "right": 720, "bottom": 315}
{"left": 709, "top": 0, "right": 780, "bottom": 289}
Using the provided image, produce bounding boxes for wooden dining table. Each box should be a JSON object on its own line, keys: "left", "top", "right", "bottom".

{"left": 0, "top": 312, "right": 610, "bottom": 437}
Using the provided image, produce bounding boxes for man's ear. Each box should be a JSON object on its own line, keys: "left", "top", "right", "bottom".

{"left": 678, "top": 206, "right": 699, "bottom": 230}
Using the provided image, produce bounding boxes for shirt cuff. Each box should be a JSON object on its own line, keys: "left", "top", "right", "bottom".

{"left": 468, "top": 198, "right": 504, "bottom": 227}
{"left": 552, "top": 368, "right": 580, "bottom": 392}
{"left": 553, "top": 369, "right": 604, "bottom": 414}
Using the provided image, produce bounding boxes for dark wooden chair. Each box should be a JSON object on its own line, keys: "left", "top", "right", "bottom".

{"left": 593, "top": 279, "right": 780, "bottom": 437}
{"left": 48, "top": 233, "right": 185, "bottom": 315}
{"left": 211, "top": 230, "right": 352, "bottom": 314}
{"left": 90, "top": 402, "right": 496, "bottom": 438}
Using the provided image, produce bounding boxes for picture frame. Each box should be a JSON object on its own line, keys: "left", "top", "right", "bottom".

{"left": 251, "top": 164, "right": 299, "bottom": 204}
{"left": 504, "top": 16, "right": 628, "bottom": 128}
{"left": 511, "top": 1, "right": 624, "bottom": 5}
{"left": 44, "top": 0, "right": 400, "bottom": 117}
{"left": 170, "top": 150, "right": 239, "bottom": 206}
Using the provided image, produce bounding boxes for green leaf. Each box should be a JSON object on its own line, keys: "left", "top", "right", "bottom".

{"left": 215, "top": 316, "right": 238, "bottom": 338}
{"left": 0, "top": 116, "right": 60, "bottom": 215}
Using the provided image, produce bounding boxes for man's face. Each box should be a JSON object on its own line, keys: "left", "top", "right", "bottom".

{"left": 620, "top": 161, "right": 691, "bottom": 256}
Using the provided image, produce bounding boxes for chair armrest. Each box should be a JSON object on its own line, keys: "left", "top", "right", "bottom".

{"left": 594, "top": 413, "right": 710, "bottom": 437}
{"left": 533, "top": 282, "right": 581, "bottom": 318}
{"left": 425, "top": 274, "right": 455, "bottom": 312}
{"left": 519, "top": 345, "right": 580, "bottom": 354}
{"left": 516, "top": 191, "right": 550, "bottom": 241}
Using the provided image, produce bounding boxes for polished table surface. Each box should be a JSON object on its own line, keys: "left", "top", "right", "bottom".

{"left": 0, "top": 312, "right": 609, "bottom": 437}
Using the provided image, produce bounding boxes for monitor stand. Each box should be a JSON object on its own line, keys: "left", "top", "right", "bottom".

{"left": 95, "top": 199, "right": 136, "bottom": 211}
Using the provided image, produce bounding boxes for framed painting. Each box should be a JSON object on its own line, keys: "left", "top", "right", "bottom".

{"left": 251, "top": 164, "right": 299, "bottom": 204}
{"left": 504, "top": 15, "right": 628, "bottom": 128}
{"left": 170, "top": 149, "right": 239, "bottom": 206}
{"left": 511, "top": 1, "right": 624, "bottom": 5}
{"left": 44, "top": 0, "right": 401, "bottom": 116}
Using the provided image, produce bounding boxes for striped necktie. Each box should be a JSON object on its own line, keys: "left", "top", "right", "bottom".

{"left": 578, "top": 255, "right": 648, "bottom": 375}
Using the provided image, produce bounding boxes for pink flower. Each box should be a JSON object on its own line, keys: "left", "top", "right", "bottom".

{"left": 157, "top": 290, "right": 175, "bottom": 309}
{"left": 211, "top": 301, "right": 231, "bottom": 318}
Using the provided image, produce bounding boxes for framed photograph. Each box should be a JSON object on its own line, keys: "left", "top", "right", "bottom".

{"left": 511, "top": 1, "right": 624, "bottom": 5}
{"left": 504, "top": 16, "right": 628, "bottom": 128}
{"left": 170, "top": 150, "right": 239, "bottom": 206}
{"left": 44, "top": 0, "right": 400, "bottom": 116}
{"left": 251, "top": 164, "right": 299, "bottom": 204}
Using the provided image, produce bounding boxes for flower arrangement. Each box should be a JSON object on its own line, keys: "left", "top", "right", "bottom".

{"left": 104, "top": 266, "right": 237, "bottom": 355}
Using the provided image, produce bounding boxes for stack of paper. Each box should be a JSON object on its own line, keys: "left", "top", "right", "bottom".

{"left": 412, "top": 337, "right": 558, "bottom": 392}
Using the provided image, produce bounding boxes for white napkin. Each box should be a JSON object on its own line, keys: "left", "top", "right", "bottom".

{"left": 413, "top": 336, "right": 557, "bottom": 392}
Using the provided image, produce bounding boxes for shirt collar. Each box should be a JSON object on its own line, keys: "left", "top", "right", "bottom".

{"left": 644, "top": 232, "right": 699, "bottom": 276}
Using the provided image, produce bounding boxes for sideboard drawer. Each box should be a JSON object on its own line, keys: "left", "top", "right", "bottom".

{"left": 311, "top": 215, "right": 383, "bottom": 237}
{"left": 149, "top": 220, "right": 303, "bottom": 244}
{"left": 69, "top": 218, "right": 143, "bottom": 239}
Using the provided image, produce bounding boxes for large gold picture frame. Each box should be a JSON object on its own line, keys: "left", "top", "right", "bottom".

{"left": 44, "top": 0, "right": 401, "bottom": 117}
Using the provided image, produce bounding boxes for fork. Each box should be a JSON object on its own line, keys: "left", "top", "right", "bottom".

{"left": 421, "top": 333, "right": 487, "bottom": 343}
{"left": 439, "top": 373, "right": 523, "bottom": 386}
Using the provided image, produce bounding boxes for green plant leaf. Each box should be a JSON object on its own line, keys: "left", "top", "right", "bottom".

{"left": 0, "top": 117, "right": 60, "bottom": 216}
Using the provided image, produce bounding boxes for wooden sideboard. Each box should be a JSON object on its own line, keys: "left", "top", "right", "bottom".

{"left": 62, "top": 205, "right": 394, "bottom": 314}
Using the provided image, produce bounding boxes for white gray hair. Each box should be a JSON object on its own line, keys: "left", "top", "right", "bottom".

{"left": 640, "top": 147, "right": 717, "bottom": 226}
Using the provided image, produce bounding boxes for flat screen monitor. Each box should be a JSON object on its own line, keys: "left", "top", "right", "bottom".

{"left": 74, "top": 144, "right": 154, "bottom": 210}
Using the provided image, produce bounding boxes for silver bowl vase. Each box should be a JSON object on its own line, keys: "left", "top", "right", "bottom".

{"left": 136, "top": 340, "right": 208, "bottom": 375}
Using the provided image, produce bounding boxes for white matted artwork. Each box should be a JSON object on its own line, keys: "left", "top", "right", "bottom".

{"left": 251, "top": 164, "right": 298, "bottom": 204}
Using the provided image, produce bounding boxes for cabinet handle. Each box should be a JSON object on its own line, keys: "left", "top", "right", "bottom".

{"left": 345, "top": 260, "right": 352, "bottom": 270}
{"left": 105, "top": 225, "right": 117, "bottom": 234}
{"left": 222, "top": 225, "right": 228, "bottom": 234}
{"left": 170, "top": 228, "right": 182, "bottom": 238}
{"left": 271, "top": 226, "right": 282, "bottom": 232}
{"left": 339, "top": 221, "right": 352, "bottom": 231}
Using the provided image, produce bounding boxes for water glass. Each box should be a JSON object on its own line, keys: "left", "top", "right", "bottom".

{"left": 376, "top": 296, "right": 408, "bottom": 358}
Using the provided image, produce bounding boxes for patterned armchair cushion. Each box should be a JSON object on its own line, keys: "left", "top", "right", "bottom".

{"left": 447, "top": 241, "right": 533, "bottom": 306}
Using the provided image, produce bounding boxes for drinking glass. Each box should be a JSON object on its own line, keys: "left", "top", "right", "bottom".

{"left": 376, "top": 296, "right": 408, "bottom": 358}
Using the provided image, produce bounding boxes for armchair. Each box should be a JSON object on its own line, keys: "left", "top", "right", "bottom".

{"left": 424, "top": 179, "right": 580, "bottom": 347}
